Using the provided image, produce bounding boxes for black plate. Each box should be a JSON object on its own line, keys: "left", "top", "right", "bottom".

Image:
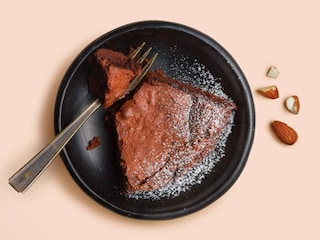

{"left": 54, "top": 21, "right": 255, "bottom": 220}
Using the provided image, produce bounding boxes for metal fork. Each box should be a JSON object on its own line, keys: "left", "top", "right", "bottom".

{"left": 8, "top": 43, "right": 158, "bottom": 193}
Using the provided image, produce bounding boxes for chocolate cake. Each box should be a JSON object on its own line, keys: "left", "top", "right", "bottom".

{"left": 115, "top": 69, "right": 236, "bottom": 193}
{"left": 88, "top": 48, "right": 141, "bottom": 108}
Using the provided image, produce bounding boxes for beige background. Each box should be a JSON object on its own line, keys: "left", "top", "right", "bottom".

{"left": 1, "top": 0, "right": 319, "bottom": 239}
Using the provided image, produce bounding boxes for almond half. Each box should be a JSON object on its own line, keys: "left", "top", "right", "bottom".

{"left": 285, "top": 95, "right": 300, "bottom": 114}
{"left": 271, "top": 120, "right": 298, "bottom": 145}
{"left": 257, "top": 85, "right": 279, "bottom": 99}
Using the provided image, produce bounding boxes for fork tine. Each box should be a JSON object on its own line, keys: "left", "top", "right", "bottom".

{"left": 137, "top": 47, "right": 152, "bottom": 64}
{"left": 129, "top": 42, "right": 146, "bottom": 59}
{"left": 127, "top": 53, "right": 158, "bottom": 93}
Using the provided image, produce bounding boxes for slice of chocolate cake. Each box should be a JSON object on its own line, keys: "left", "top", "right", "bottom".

{"left": 115, "top": 69, "right": 236, "bottom": 193}
{"left": 88, "top": 48, "right": 141, "bottom": 108}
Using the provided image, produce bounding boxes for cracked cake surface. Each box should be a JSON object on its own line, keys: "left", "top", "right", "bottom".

{"left": 115, "top": 69, "right": 236, "bottom": 192}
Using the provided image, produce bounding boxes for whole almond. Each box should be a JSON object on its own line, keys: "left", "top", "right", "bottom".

{"left": 257, "top": 85, "right": 279, "bottom": 99}
{"left": 271, "top": 121, "right": 298, "bottom": 145}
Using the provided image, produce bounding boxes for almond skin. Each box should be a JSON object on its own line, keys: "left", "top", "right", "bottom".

{"left": 257, "top": 85, "right": 279, "bottom": 99}
{"left": 271, "top": 121, "right": 298, "bottom": 145}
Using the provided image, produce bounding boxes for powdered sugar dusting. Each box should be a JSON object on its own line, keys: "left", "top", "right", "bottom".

{"left": 169, "top": 52, "right": 228, "bottom": 98}
{"left": 127, "top": 48, "right": 236, "bottom": 200}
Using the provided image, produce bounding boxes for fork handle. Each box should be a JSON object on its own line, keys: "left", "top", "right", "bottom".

{"left": 8, "top": 99, "right": 101, "bottom": 193}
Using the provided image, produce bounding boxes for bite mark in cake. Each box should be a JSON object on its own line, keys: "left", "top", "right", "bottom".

{"left": 88, "top": 48, "right": 141, "bottom": 108}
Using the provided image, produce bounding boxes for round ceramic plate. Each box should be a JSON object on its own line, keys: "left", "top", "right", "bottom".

{"left": 54, "top": 21, "right": 255, "bottom": 220}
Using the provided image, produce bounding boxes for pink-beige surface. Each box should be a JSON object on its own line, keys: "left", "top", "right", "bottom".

{"left": 1, "top": 1, "right": 319, "bottom": 239}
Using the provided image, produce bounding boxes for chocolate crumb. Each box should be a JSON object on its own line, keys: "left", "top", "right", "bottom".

{"left": 86, "top": 136, "right": 101, "bottom": 150}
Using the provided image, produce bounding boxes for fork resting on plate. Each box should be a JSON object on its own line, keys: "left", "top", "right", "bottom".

{"left": 8, "top": 43, "right": 157, "bottom": 193}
